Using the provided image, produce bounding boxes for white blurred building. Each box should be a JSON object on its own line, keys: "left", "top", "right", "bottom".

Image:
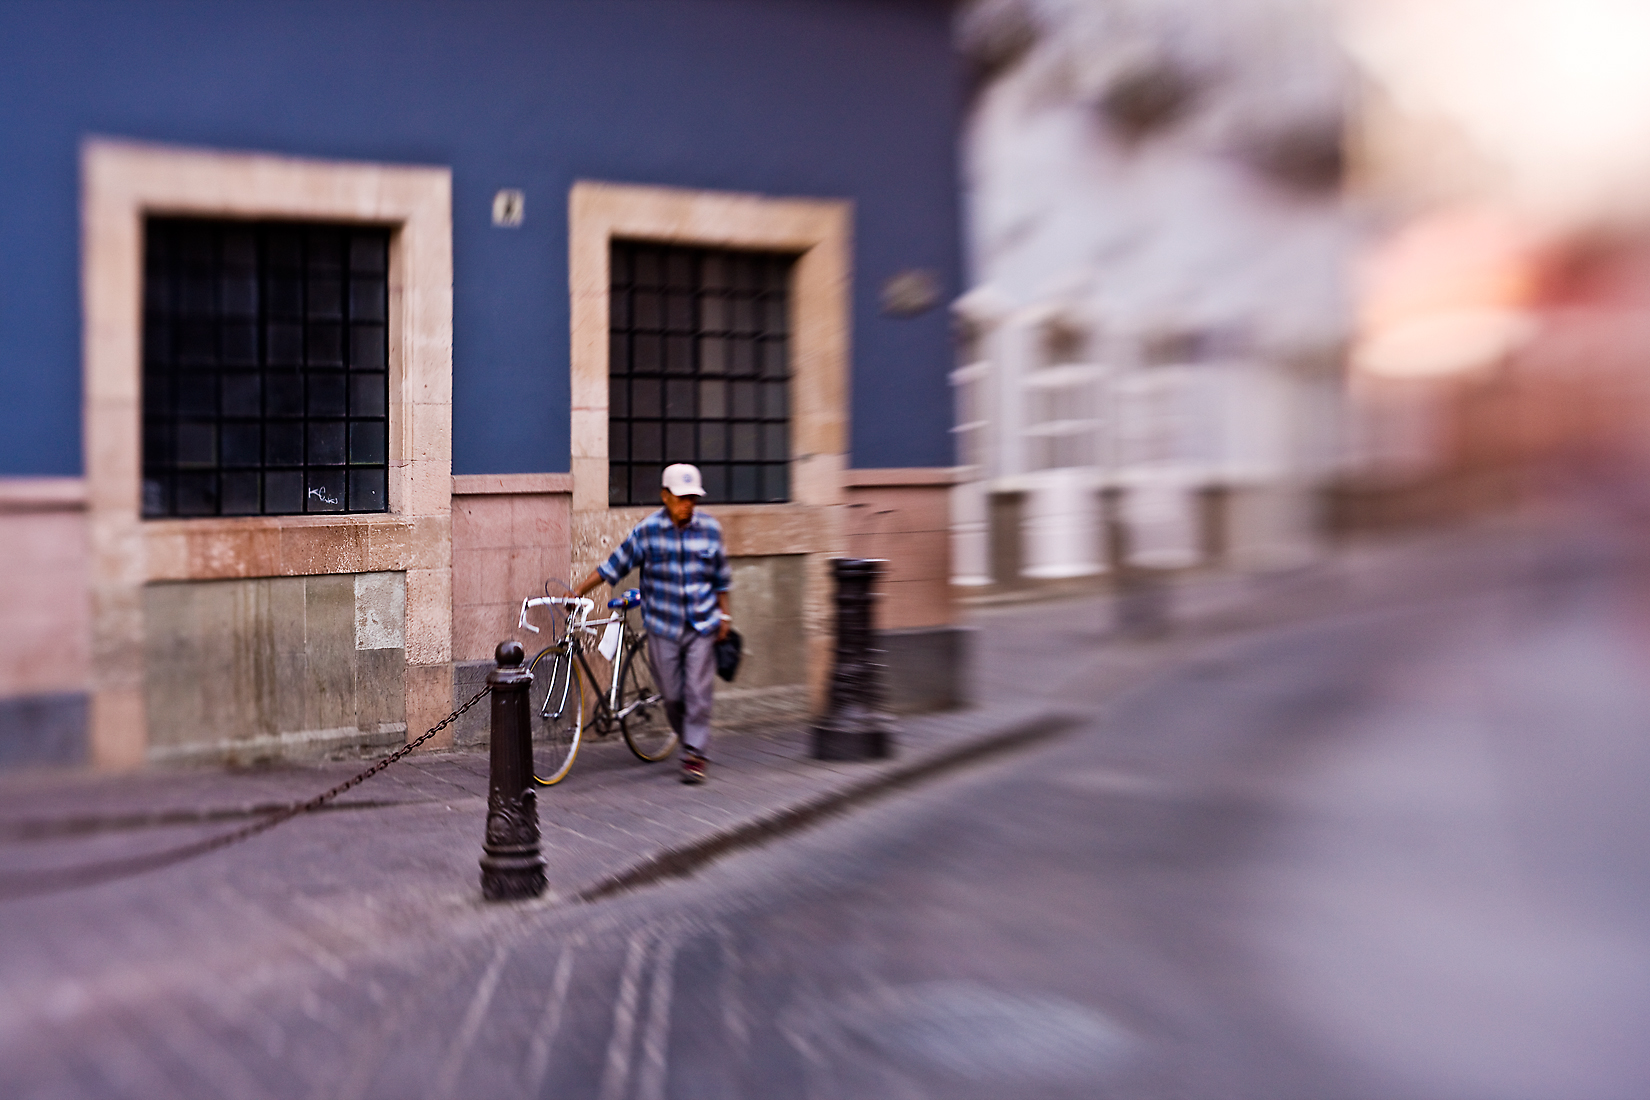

{"left": 951, "top": 0, "right": 1355, "bottom": 584}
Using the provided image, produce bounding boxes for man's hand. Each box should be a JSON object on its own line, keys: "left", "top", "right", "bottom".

{"left": 717, "top": 616, "right": 732, "bottom": 642}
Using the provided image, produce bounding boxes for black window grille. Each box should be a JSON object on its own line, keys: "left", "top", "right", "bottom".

{"left": 608, "top": 241, "right": 795, "bottom": 506}
{"left": 141, "top": 219, "right": 391, "bottom": 518}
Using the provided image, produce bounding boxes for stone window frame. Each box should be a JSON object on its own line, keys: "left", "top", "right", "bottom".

{"left": 567, "top": 182, "right": 851, "bottom": 704}
{"left": 82, "top": 139, "right": 453, "bottom": 767}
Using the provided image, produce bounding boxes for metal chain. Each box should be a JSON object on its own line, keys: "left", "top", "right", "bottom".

{"left": 0, "top": 685, "right": 493, "bottom": 901}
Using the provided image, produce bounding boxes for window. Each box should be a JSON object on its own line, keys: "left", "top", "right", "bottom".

{"left": 141, "top": 219, "right": 391, "bottom": 517}
{"left": 608, "top": 241, "right": 795, "bottom": 506}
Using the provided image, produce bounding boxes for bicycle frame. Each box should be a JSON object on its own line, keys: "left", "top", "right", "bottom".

{"left": 519, "top": 595, "right": 651, "bottom": 728}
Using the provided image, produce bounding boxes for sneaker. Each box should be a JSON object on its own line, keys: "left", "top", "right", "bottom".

{"left": 680, "top": 752, "right": 707, "bottom": 785}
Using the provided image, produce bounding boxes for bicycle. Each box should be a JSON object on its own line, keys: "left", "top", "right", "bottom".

{"left": 516, "top": 584, "right": 675, "bottom": 785}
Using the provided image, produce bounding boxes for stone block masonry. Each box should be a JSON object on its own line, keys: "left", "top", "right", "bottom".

{"left": 143, "top": 573, "right": 408, "bottom": 766}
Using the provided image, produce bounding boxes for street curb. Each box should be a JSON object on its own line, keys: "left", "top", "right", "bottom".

{"left": 0, "top": 798, "right": 427, "bottom": 842}
{"left": 574, "top": 708, "right": 1084, "bottom": 903}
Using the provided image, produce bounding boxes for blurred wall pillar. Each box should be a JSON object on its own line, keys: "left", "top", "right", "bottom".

{"left": 1225, "top": 481, "right": 1317, "bottom": 569}
{"left": 950, "top": 478, "right": 991, "bottom": 587}
{"left": 1117, "top": 479, "right": 1199, "bottom": 569}
{"left": 1021, "top": 468, "right": 1104, "bottom": 578}
{"left": 949, "top": 290, "right": 1006, "bottom": 588}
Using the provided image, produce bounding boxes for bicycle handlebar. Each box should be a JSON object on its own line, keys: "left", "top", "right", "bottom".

{"left": 518, "top": 595, "right": 595, "bottom": 634}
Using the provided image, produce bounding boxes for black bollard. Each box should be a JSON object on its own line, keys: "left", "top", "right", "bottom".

{"left": 811, "top": 557, "right": 894, "bottom": 760}
{"left": 480, "top": 640, "right": 546, "bottom": 901}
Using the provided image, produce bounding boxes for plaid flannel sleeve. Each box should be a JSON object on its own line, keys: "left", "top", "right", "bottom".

{"left": 597, "top": 526, "right": 644, "bottom": 585}
{"left": 711, "top": 535, "right": 731, "bottom": 593}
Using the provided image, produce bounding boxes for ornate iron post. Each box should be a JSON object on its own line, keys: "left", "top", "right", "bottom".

{"left": 812, "top": 557, "right": 894, "bottom": 760}
{"left": 480, "top": 641, "right": 546, "bottom": 900}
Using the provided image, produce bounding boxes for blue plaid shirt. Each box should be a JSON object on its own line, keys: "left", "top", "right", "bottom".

{"left": 597, "top": 509, "right": 731, "bottom": 639}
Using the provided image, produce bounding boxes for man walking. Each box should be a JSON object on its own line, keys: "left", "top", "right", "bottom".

{"left": 573, "top": 464, "right": 731, "bottom": 784}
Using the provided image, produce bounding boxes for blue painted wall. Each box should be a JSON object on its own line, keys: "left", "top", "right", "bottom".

{"left": 0, "top": 0, "right": 961, "bottom": 476}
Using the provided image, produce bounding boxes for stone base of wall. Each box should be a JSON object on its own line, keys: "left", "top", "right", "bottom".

{"left": 0, "top": 691, "right": 89, "bottom": 769}
{"left": 148, "top": 722, "right": 408, "bottom": 769}
{"left": 0, "top": 480, "right": 91, "bottom": 771}
{"left": 452, "top": 657, "right": 813, "bottom": 746}
{"left": 880, "top": 625, "right": 971, "bottom": 714}
{"left": 712, "top": 683, "right": 811, "bottom": 730}
{"left": 451, "top": 658, "right": 495, "bottom": 747}
{"left": 143, "top": 573, "right": 410, "bottom": 764}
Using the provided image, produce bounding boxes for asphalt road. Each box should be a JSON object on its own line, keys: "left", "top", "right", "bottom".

{"left": 11, "top": 522, "right": 1650, "bottom": 1099}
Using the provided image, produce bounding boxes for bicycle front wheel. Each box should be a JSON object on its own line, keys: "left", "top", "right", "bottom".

{"left": 528, "top": 644, "right": 583, "bottom": 785}
{"left": 618, "top": 646, "right": 676, "bottom": 762}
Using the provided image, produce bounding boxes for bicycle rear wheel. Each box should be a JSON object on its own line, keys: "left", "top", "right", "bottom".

{"left": 618, "top": 645, "right": 676, "bottom": 762}
{"left": 528, "top": 644, "right": 583, "bottom": 785}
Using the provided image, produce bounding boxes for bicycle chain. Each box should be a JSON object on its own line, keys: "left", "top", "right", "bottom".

{"left": 0, "top": 685, "right": 494, "bottom": 901}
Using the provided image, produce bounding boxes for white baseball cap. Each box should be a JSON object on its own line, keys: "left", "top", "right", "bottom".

{"left": 661, "top": 463, "right": 706, "bottom": 497}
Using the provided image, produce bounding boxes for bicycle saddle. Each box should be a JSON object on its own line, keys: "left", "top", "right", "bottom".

{"left": 607, "top": 588, "right": 642, "bottom": 610}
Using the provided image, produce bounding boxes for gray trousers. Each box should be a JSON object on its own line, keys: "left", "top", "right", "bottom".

{"left": 647, "top": 629, "right": 717, "bottom": 755}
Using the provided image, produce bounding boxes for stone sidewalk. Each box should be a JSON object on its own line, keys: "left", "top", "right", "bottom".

{"left": 0, "top": 699, "right": 1075, "bottom": 907}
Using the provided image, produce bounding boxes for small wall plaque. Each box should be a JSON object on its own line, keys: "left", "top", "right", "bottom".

{"left": 492, "top": 189, "right": 525, "bottom": 228}
{"left": 881, "top": 268, "right": 940, "bottom": 316}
